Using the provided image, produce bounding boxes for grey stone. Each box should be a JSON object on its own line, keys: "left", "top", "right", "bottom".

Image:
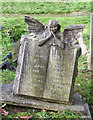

{"left": 76, "top": 32, "right": 87, "bottom": 55}
{"left": 88, "top": 13, "right": 93, "bottom": 71}
{"left": 63, "top": 24, "right": 85, "bottom": 47}
{"left": 0, "top": 83, "right": 92, "bottom": 120}
{"left": 64, "top": 24, "right": 85, "bottom": 31}
{"left": 13, "top": 40, "right": 20, "bottom": 62}
{"left": 13, "top": 17, "right": 84, "bottom": 104}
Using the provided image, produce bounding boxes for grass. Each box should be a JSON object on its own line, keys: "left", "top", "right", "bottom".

{"left": 75, "top": 55, "right": 93, "bottom": 116}
{"left": 2, "top": 2, "right": 92, "bottom": 14}
{"left": 2, "top": 105, "right": 82, "bottom": 119}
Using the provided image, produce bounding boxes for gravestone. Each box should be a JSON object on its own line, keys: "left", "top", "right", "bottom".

{"left": 88, "top": 13, "right": 93, "bottom": 71}
{"left": 13, "top": 16, "right": 84, "bottom": 104}
{"left": 1, "top": 16, "right": 92, "bottom": 119}
{"left": 76, "top": 32, "right": 87, "bottom": 55}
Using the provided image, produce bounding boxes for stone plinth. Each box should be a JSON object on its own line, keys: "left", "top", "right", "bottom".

{"left": 0, "top": 83, "right": 92, "bottom": 120}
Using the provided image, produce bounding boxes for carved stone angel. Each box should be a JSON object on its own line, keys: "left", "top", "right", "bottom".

{"left": 25, "top": 16, "right": 64, "bottom": 48}
{"left": 13, "top": 16, "right": 84, "bottom": 104}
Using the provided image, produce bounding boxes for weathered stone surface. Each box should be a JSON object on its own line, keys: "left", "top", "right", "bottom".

{"left": 63, "top": 24, "right": 85, "bottom": 47}
{"left": 0, "top": 83, "right": 92, "bottom": 120}
{"left": 64, "top": 24, "right": 85, "bottom": 31}
{"left": 13, "top": 17, "right": 84, "bottom": 104}
{"left": 13, "top": 40, "right": 20, "bottom": 62}
{"left": 13, "top": 34, "right": 81, "bottom": 104}
{"left": 76, "top": 32, "right": 87, "bottom": 55}
{"left": 43, "top": 45, "right": 79, "bottom": 103}
{"left": 88, "top": 13, "right": 93, "bottom": 70}
{"left": 13, "top": 34, "right": 50, "bottom": 98}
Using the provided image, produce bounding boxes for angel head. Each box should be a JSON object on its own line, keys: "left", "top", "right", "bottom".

{"left": 46, "top": 19, "right": 61, "bottom": 33}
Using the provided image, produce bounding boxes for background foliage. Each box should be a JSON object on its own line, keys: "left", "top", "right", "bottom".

{"left": 2, "top": 2, "right": 92, "bottom": 14}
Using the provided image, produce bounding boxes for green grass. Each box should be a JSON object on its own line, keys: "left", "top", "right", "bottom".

{"left": 75, "top": 55, "right": 93, "bottom": 102}
{"left": 2, "top": 69, "right": 15, "bottom": 84}
{"left": 2, "top": 105, "right": 82, "bottom": 119}
{"left": 2, "top": 2, "right": 92, "bottom": 14}
{"left": 1, "top": 15, "right": 92, "bottom": 118}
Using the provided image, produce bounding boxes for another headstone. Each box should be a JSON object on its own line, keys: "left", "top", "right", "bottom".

{"left": 76, "top": 32, "right": 87, "bottom": 55}
{"left": 13, "top": 16, "right": 84, "bottom": 104}
{"left": 88, "top": 13, "right": 93, "bottom": 71}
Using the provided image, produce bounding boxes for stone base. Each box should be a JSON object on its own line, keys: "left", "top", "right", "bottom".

{"left": 0, "top": 83, "right": 92, "bottom": 119}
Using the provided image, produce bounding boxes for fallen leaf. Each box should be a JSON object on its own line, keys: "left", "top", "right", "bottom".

{"left": 50, "top": 112, "right": 53, "bottom": 114}
{"left": 1, "top": 109, "right": 8, "bottom": 116}
{"left": 6, "top": 40, "right": 8, "bottom": 42}
{"left": 19, "top": 116, "right": 31, "bottom": 120}
{"left": 0, "top": 103, "right": 8, "bottom": 116}
{"left": 86, "top": 70, "right": 88, "bottom": 72}
{"left": 8, "top": 6, "right": 10, "bottom": 8}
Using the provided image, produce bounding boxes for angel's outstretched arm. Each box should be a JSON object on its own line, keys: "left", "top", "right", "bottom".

{"left": 38, "top": 33, "right": 52, "bottom": 46}
{"left": 51, "top": 31, "right": 65, "bottom": 49}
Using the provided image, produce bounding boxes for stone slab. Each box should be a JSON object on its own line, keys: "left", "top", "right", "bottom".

{"left": 13, "top": 34, "right": 81, "bottom": 104}
{"left": 88, "top": 13, "right": 93, "bottom": 70}
{"left": 0, "top": 83, "right": 92, "bottom": 119}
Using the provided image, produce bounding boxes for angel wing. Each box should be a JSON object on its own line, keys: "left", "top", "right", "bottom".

{"left": 25, "top": 16, "right": 45, "bottom": 33}
{"left": 63, "top": 24, "right": 85, "bottom": 46}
